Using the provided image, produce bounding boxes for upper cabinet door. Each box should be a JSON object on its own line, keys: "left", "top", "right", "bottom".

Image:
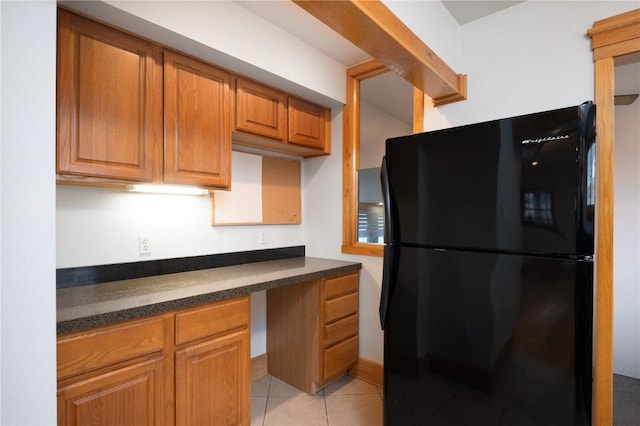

{"left": 164, "top": 51, "right": 231, "bottom": 188}
{"left": 288, "top": 97, "right": 330, "bottom": 151}
{"left": 235, "top": 78, "right": 287, "bottom": 141}
{"left": 57, "top": 10, "right": 162, "bottom": 181}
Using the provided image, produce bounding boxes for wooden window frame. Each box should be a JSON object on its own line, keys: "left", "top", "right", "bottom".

{"left": 341, "top": 60, "right": 424, "bottom": 256}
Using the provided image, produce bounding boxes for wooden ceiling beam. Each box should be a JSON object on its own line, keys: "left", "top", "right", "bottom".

{"left": 293, "top": 0, "right": 467, "bottom": 106}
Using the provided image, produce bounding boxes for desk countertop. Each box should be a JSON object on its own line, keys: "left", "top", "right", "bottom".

{"left": 57, "top": 256, "right": 361, "bottom": 335}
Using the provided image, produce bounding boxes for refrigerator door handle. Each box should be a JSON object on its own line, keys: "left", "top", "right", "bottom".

{"left": 380, "top": 156, "right": 394, "bottom": 243}
{"left": 379, "top": 245, "right": 398, "bottom": 330}
{"left": 379, "top": 156, "right": 397, "bottom": 330}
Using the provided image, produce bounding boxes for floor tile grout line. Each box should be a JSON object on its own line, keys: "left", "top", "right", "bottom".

{"left": 261, "top": 375, "right": 272, "bottom": 426}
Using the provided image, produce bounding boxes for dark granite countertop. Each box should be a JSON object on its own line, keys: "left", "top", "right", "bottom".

{"left": 57, "top": 256, "right": 361, "bottom": 335}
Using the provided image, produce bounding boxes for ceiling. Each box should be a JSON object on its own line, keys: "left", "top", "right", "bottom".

{"left": 237, "top": 1, "right": 639, "bottom": 121}
{"left": 442, "top": 1, "right": 525, "bottom": 25}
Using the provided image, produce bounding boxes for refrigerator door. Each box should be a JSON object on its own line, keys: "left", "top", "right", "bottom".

{"left": 383, "top": 247, "right": 592, "bottom": 426}
{"left": 384, "top": 103, "right": 595, "bottom": 256}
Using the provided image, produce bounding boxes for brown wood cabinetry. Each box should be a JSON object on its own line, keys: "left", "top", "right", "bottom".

{"left": 164, "top": 51, "right": 231, "bottom": 188}
{"left": 57, "top": 356, "right": 165, "bottom": 426}
{"left": 57, "top": 9, "right": 332, "bottom": 189}
{"left": 235, "top": 77, "right": 287, "bottom": 141}
{"left": 57, "top": 295, "right": 250, "bottom": 426}
{"left": 173, "top": 297, "right": 250, "bottom": 426}
{"left": 266, "top": 272, "right": 359, "bottom": 394}
{"left": 57, "top": 10, "right": 231, "bottom": 189}
{"left": 233, "top": 78, "right": 331, "bottom": 157}
{"left": 288, "top": 97, "right": 329, "bottom": 151}
{"left": 57, "top": 9, "right": 162, "bottom": 183}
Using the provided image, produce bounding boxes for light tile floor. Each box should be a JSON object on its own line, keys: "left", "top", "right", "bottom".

{"left": 251, "top": 374, "right": 383, "bottom": 426}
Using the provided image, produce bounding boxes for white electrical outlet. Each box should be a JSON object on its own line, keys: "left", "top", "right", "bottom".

{"left": 139, "top": 235, "right": 152, "bottom": 254}
{"left": 258, "top": 231, "right": 267, "bottom": 244}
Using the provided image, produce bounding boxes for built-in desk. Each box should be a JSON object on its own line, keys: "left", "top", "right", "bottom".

{"left": 56, "top": 256, "right": 361, "bottom": 426}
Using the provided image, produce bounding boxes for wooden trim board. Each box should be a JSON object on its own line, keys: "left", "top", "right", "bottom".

{"left": 348, "top": 357, "right": 383, "bottom": 388}
{"left": 251, "top": 354, "right": 268, "bottom": 380}
{"left": 587, "top": 8, "right": 640, "bottom": 426}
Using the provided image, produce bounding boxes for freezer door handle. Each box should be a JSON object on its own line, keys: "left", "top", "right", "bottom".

{"left": 379, "top": 156, "right": 398, "bottom": 329}
{"left": 379, "top": 245, "right": 398, "bottom": 330}
{"left": 380, "top": 156, "right": 393, "bottom": 244}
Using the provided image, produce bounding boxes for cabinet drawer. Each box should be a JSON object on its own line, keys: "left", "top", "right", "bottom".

{"left": 324, "top": 292, "right": 358, "bottom": 324}
{"left": 57, "top": 317, "right": 165, "bottom": 380}
{"left": 175, "top": 296, "right": 249, "bottom": 345}
{"left": 324, "top": 273, "right": 358, "bottom": 300}
{"left": 324, "top": 314, "right": 358, "bottom": 348}
{"left": 323, "top": 335, "right": 358, "bottom": 381}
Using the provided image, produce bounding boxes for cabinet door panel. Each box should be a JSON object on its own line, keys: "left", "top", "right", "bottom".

{"left": 288, "top": 97, "right": 328, "bottom": 150}
{"left": 176, "top": 329, "right": 249, "bottom": 426}
{"left": 57, "top": 10, "right": 161, "bottom": 181}
{"left": 57, "top": 357, "right": 164, "bottom": 426}
{"left": 235, "top": 78, "right": 287, "bottom": 140}
{"left": 164, "top": 51, "right": 231, "bottom": 188}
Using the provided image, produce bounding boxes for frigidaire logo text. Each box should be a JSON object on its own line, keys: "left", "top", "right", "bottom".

{"left": 521, "top": 134, "right": 570, "bottom": 144}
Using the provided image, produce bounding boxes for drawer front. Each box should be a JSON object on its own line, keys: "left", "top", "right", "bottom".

{"left": 324, "top": 292, "right": 358, "bottom": 324}
{"left": 57, "top": 317, "right": 165, "bottom": 380}
{"left": 175, "top": 296, "right": 249, "bottom": 346}
{"left": 324, "top": 273, "right": 358, "bottom": 300}
{"left": 323, "top": 335, "right": 358, "bottom": 381}
{"left": 323, "top": 314, "right": 358, "bottom": 348}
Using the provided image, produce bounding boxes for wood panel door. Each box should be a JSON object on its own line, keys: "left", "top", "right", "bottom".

{"left": 57, "top": 356, "right": 164, "bottom": 426}
{"left": 164, "top": 51, "right": 231, "bottom": 188}
{"left": 175, "top": 329, "right": 250, "bottom": 426}
{"left": 288, "top": 97, "right": 329, "bottom": 151}
{"left": 57, "top": 10, "right": 162, "bottom": 181}
{"left": 235, "top": 78, "right": 287, "bottom": 141}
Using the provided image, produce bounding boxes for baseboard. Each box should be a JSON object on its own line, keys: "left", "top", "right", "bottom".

{"left": 349, "top": 357, "right": 383, "bottom": 387}
{"left": 251, "top": 354, "right": 268, "bottom": 380}
{"left": 253, "top": 354, "right": 383, "bottom": 387}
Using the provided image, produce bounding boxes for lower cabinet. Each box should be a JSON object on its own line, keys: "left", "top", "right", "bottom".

{"left": 57, "top": 356, "right": 164, "bottom": 426}
{"left": 266, "top": 271, "right": 360, "bottom": 394}
{"left": 57, "top": 295, "right": 250, "bottom": 426}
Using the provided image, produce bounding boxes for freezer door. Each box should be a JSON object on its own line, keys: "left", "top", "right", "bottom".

{"left": 384, "top": 103, "right": 595, "bottom": 256}
{"left": 383, "top": 247, "right": 592, "bottom": 426}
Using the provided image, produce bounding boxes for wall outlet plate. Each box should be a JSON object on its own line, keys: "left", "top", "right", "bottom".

{"left": 139, "top": 235, "right": 151, "bottom": 254}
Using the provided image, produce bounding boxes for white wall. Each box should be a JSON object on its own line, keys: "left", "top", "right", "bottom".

{"left": 613, "top": 93, "right": 640, "bottom": 378}
{"left": 428, "top": 1, "right": 639, "bottom": 130}
{"left": 360, "top": 101, "right": 412, "bottom": 170}
{"left": 1, "top": 1, "right": 57, "bottom": 424}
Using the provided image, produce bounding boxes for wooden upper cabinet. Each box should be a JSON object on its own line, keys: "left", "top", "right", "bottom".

{"left": 57, "top": 9, "right": 162, "bottom": 182}
{"left": 164, "top": 51, "right": 232, "bottom": 188}
{"left": 233, "top": 79, "right": 331, "bottom": 157}
{"left": 235, "top": 78, "right": 287, "bottom": 141}
{"left": 288, "top": 97, "right": 329, "bottom": 150}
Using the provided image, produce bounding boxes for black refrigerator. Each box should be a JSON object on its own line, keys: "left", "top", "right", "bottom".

{"left": 379, "top": 102, "right": 595, "bottom": 426}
